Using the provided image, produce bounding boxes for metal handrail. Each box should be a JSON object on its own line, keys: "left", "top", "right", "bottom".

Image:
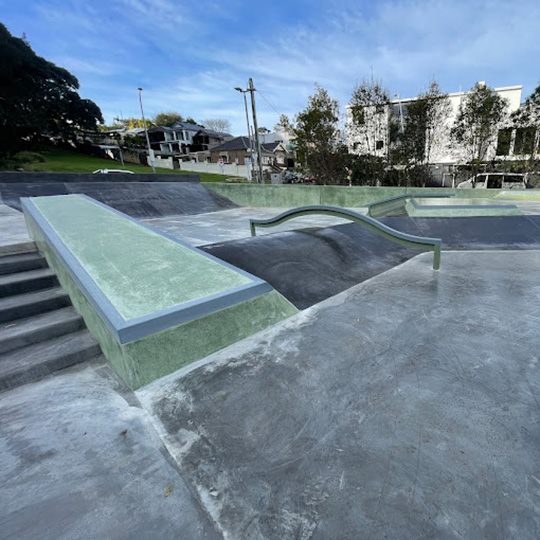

{"left": 367, "top": 193, "right": 455, "bottom": 217}
{"left": 249, "top": 205, "right": 442, "bottom": 270}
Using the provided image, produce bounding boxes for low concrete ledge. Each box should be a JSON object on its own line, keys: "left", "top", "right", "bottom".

{"left": 405, "top": 198, "right": 522, "bottom": 217}
{"left": 22, "top": 195, "right": 297, "bottom": 388}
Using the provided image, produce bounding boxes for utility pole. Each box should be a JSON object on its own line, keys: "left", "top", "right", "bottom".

{"left": 234, "top": 87, "right": 255, "bottom": 182}
{"left": 137, "top": 87, "right": 156, "bottom": 173}
{"left": 248, "top": 78, "right": 264, "bottom": 184}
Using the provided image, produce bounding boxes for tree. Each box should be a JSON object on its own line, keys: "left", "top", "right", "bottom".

{"left": 0, "top": 23, "right": 103, "bottom": 153}
{"left": 274, "top": 114, "right": 292, "bottom": 133}
{"left": 153, "top": 111, "right": 183, "bottom": 127}
{"left": 293, "top": 84, "right": 344, "bottom": 183}
{"left": 202, "top": 118, "right": 231, "bottom": 133}
{"left": 511, "top": 82, "right": 540, "bottom": 183}
{"left": 396, "top": 80, "right": 451, "bottom": 185}
{"left": 451, "top": 82, "right": 508, "bottom": 178}
{"left": 348, "top": 78, "right": 393, "bottom": 157}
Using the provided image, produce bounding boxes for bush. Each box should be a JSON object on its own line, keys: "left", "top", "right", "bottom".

{"left": 13, "top": 151, "right": 46, "bottom": 164}
{"left": 351, "top": 154, "right": 386, "bottom": 186}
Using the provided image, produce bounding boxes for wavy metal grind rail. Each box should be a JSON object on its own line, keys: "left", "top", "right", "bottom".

{"left": 367, "top": 193, "right": 455, "bottom": 218}
{"left": 249, "top": 205, "right": 442, "bottom": 270}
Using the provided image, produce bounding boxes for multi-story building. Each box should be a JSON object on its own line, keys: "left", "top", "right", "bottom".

{"left": 346, "top": 82, "right": 527, "bottom": 183}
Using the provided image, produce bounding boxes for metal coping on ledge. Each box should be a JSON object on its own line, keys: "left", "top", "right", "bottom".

{"left": 249, "top": 205, "right": 442, "bottom": 270}
{"left": 367, "top": 193, "right": 455, "bottom": 216}
{"left": 21, "top": 195, "right": 273, "bottom": 345}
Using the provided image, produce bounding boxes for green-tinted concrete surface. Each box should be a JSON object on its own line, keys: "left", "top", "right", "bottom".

{"left": 406, "top": 197, "right": 522, "bottom": 217}
{"left": 30, "top": 195, "right": 250, "bottom": 320}
{"left": 494, "top": 190, "right": 540, "bottom": 200}
{"left": 205, "top": 183, "right": 533, "bottom": 208}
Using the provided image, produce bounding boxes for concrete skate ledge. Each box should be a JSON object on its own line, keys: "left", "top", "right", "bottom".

{"left": 22, "top": 195, "right": 297, "bottom": 388}
{"left": 406, "top": 197, "right": 522, "bottom": 217}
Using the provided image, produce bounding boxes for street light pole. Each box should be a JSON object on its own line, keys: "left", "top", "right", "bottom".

{"left": 137, "top": 87, "right": 155, "bottom": 173}
{"left": 248, "top": 78, "right": 264, "bottom": 184}
{"left": 234, "top": 87, "right": 254, "bottom": 182}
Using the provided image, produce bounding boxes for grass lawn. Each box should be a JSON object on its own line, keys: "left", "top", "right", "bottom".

{"left": 18, "top": 148, "right": 236, "bottom": 183}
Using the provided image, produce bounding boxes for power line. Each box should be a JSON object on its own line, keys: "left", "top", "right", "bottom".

{"left": 256, "top": 89, "right": 282, "bottom": 117}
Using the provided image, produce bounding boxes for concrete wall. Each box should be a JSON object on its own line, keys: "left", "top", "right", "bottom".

{"left": 154, "top": 156, "right": 178, "bottom": 170}
{"left": 205, "top": 183, "right": 526, "bottom": 208}
{"left": 179, "top": 160, "right": 252, "bottom": 179}
{"left": 0, "top": 172, "right": 200, "bottom": 183}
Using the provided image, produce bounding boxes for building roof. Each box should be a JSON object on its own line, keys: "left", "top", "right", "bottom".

{"left": 261, "top": 141, "right": 281, "bottom": 152}
{"left": 171, "top": 121, "right": 204, "bottom": 131}
{"left": 211, "top": 136, "right": 252, "bottom": 152}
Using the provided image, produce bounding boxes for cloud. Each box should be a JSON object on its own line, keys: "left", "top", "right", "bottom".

{"left": 4, "top": 0, "right": 539, "bottom": 135}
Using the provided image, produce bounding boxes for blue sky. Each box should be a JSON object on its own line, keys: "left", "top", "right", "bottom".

{"left": 2, "top": 0, "right": 540, "bottom": 135}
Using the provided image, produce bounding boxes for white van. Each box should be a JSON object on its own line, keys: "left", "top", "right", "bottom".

{"left": 457, "top": 173, "right": 527, "bottom": 190}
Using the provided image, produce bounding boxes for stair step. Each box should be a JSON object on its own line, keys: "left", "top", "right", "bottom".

{"left": 0, "top": 307, "right": 85, "bottom": 355}
{"left": 0, "top": 330, "right": 102, "bottom": 392}
{"left": 0, "top": 251, "right": 47, "bottom": 275}
{"left": 0, "top": 268, "right": 58, "bottom": 298}
{"left": 0, "top": 287, "right": 70, "bottom": 324}
{"left": 0, "top": 242, "right": 37, "bottom": 258}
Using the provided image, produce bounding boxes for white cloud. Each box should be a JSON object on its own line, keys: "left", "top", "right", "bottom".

{"left": 13, "top": 0, "right": 540, "bottom": 135}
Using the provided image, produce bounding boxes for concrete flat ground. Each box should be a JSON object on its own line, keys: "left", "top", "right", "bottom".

{"left": 138, "top": 250, "right": 540, "bottom": 539}
{"left": 144, "top": 207, "right": 365, "bottom": 246}
{"left": 0, "top": 358, "right": 221, "bottom": 540}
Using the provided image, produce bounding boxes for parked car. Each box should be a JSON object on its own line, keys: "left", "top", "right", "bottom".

{"left": 457, "top": 173, "right": 528, "bottom": 190}
{"left": 284, "top": 172, "right": 298, "bottom": 183}
{"left": 92, "top": 169, "right": 134, "bottom": 174}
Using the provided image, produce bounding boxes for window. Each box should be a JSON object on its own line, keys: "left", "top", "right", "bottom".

{"left": 496, "top": 129, "right": 512, "bottom": 156}
{"left": 514, "top": 127, "right": 536, "bottom": 155}
{"left": 376, "top": 140, "right": 384, "bottom": 150}
{"left": 486, "top": 175, "right": 502, "bottom": 189}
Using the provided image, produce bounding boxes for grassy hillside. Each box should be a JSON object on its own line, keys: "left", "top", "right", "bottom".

{"left": 9, "top": 148, "right": 235, "bottom": 183}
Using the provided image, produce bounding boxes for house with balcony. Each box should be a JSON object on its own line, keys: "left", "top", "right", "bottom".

{"left": 148, "top": 122, "right": 231, "bottom": 161}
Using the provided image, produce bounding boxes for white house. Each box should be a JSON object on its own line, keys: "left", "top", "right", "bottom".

{"left": 346, "top": 82, "right": 524, "bottom": 168}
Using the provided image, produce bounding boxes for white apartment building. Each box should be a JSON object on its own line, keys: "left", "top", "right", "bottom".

{"left": 346, "top": 82, "right": 524, "bottom": 167}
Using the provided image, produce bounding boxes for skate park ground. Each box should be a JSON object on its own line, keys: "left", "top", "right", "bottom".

{"left": 1, "top": 182, "right": 540, "bottom": 539}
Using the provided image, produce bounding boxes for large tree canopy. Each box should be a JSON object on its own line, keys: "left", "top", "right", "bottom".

{"left": 153, "top": 111, "right": 184, "bottom": 127}
{"left": 0, "top": 24, "right": 103, "bottom": 152}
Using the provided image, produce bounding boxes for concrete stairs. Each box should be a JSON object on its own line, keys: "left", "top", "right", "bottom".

{"left": 0, "top": 247, "right": 102, "bottom": 392}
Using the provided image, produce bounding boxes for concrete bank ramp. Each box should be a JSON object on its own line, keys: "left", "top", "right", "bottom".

{"left": 0, "top": 182, "right": 237, "bottom": 218}
{"left": 203, "top": 214, "right": 540, "bottom": 309}
{"left": 204, "top": 225, "right": 421, "bottom": 309}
